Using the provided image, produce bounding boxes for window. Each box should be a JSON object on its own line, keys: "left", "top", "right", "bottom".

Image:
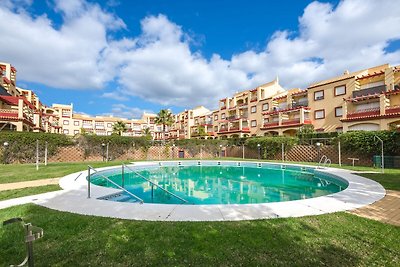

{"left": 73, "top": 121, "right": 79, "bottom": 126}
{"left": 314, "top": 90, "right": 324, "bottom": 101}
{"left": 251, "top": 120, "right": 257, "bottom": 127}
{"left": 314, "top": 109, "right": 325, "bottom": 119}
{"left": 221, "top": 113, "right": 226, "bottom": 119}
{"left": 262, "top": 103, "right": 269, "bottom": 111}
{"left": 214, "top": 115, "right": 218, "bottom": 121}
{"left": 334, "top": 85, "right": 346, "bottom": 96}
{"left": 263, "top": 118, "right": 269, "bottom": 124}
{"left": 335, "top": 107, "right": 343, "bottom": 117}
{"left": 251, "top": 106, "right": 257, "bottom": 113}
{"left": 63, "top": 120, "right": 69, "bottom": 125}
{"left": 214, "top": 126, "right": 218, "bottom": 131}
{"left": 63, "top": 129, "right": 69, "bottom": 134}
{"left": 74, "top": 130, "right": 79, "bottom": 135}
{"left": 107, "top": 123, "right": 112, "bottom": 128}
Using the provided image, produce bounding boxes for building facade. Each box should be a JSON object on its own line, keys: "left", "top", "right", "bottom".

{"left": 1, "top": 60, "right": 399, "bottom": 139}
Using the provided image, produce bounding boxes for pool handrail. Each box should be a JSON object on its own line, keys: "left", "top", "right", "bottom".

{"left": 87, "top": 165, "right": 144, "bottom": 204}
{"left": 123, "top": 164, "right": 189, "bottom": 204}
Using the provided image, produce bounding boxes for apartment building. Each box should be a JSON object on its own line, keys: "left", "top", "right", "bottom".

{"left": 169, "top": 106, "right": 211, "bottom": 140}
{"left": 214, "top": 78, "right": 286, "bottom": 138}
{"left": 308, "top": 64, "right": 400, "bottom": 133}
{"left": 52, "top": 103, "right": 162, "bottom": 138}
{"left": 2, "top": 60, "right": 399, "bottom": 139}
{"left": 260, "top": 88, "right": 312, "bottom": 136}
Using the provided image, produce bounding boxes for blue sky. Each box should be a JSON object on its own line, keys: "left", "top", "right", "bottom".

{"left": 1, "top": 0, "right": 399, "bottom": 118}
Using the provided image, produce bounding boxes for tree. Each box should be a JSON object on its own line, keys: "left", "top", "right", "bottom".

{"left": 112, "top": 121, "right": 127, "bottom": 136}
{"left": 197, "top": 125, "right": 207, "bottom": 137}
{"left": 142, "top": 127, "right": 152, "bottom": 140}
{"left": 297, "top": 124, "right": 315, "bottom": 144}
{"left": 155, "top": 109, "right": 174, "bottom": 142}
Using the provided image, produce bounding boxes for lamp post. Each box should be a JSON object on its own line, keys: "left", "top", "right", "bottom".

{"left": 257, "top": 143, "right": 261, "bottom": 160}
{"left": 3, "top": 141, "right": 9, "bottom": 164}
{"left": 374, "top": 135, "right": 384, "bottom": 173}
{"left": 101, "top": 143, "right": 106, "bottom": 162}
{"left": 316, "top": 142, "right": 321, "bottom": 162}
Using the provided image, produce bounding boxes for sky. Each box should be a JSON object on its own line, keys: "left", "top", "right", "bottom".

{"left": 1, "top": 0, "right": 400, "bottom": 119}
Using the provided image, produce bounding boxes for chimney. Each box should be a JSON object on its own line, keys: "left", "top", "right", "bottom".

{"left": 343, "top": 70, "right": 349, "bottom": 75}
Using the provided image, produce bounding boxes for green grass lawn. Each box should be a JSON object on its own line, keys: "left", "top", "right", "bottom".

{"left": 0, "top": 185, "right": 61, "bottom": 201}
{"left": 0, "top": 204, "right": 399, "bottom": 266}
{"left": 0, "top": 160, "right": 130, "bottom": 184}
{"left": 0, "top": 160, "right": 399, "bottom": 266}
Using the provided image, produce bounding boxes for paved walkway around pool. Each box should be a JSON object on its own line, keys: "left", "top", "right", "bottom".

{"left": 0, "top": 178, "right": 60, "bottom": 191}
{"left": 350, "top": 190, "right": 400, "bottom": 226}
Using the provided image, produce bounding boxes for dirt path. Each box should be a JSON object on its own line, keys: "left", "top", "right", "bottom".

{"left": 0, "top": 178, "right": 60, "bottom": 191}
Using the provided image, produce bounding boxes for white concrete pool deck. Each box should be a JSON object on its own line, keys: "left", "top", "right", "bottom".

{"left": 0, "top": 161, "right": 386, "bottom": 221}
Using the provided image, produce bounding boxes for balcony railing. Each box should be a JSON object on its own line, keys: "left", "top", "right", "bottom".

{"left": 262, "top": 122, "right": 279, "bottom": 128}
{"left": 281, "top": 119, "right": 300, "bottom": 125}
{"left": 352, "top": 85, "right": 387, "bottom": 98}
{"left": 347, "top": 107, "right": 380, "bottom": 118}
{"left": 291, "top": 101, "right": 309, "bottom": 108}
{"left": 0, "top": 109, "right": 18, "bottom": 118}
{"left": 385, "top": 105, "right": 400, "bottom": 115}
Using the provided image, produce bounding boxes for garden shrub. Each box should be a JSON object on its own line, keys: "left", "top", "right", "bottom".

{"left": 337, "top": 130, "right": 400, "bottom": 156}
{"left": 245, "top": 136, "right": 298, "bottom": 159}
{"left": 0, "top": 132, "right": 73, "bottom": 163}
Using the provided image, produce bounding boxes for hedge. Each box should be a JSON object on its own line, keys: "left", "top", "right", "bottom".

{"left": 246, "top": 136, "right": 298, "bottom": 159}
{"left": 337, "top": 130, "right": 400, "bottom": 156}
{"left": 0, "top": 132, "right": 73, "bottom": 163}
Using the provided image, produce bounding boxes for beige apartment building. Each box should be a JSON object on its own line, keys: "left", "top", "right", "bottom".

{"left": 169, "top": 106, "right": 211, "bottom": 140}
{"left": 214, "top": 78, "right": 286, "bottom": 138}
{"left": 2, "top": 60, "right": 399, "bottom": 139}
{"left": 52, "top": 103, "right": 163, "bottom": 139}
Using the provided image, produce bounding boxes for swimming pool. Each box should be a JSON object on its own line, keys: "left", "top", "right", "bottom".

{"left": 90, "top": 161, "right": 348, "bottom": 205}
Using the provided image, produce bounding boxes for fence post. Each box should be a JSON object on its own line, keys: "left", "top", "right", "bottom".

{"left": 106, "top": 143, "right": 109, "bottom": 162}
{"left": 44, "top": 141, "right": 48, "bottom": 166}
{"left": 338, "top": 141, "right": 341, "bottom": 167}
{"left": 36, "top": 140, "right": 39, "bottom": 171}
{"left": 281, "top": 143, "right": 285, "bottom": 162}
{"left": 121, "top": 164, "right": 125, "bottom": 188}
{"left": 87, "top": 166, "right": 91, "bottom": 198}
{"left": 242, "top": 144, "right": 245, "bottom": 159}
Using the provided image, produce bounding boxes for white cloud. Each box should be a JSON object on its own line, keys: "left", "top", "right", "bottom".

{"left": 1, "top": 0, "right": 400, "bottom": 110}
{"left": 101, "top": 91, "right": 129, "bottom": 101}
{"left": 102, "top": 104, "right": 154, "bottom": 119}
{"left": 0, "top": 0, "right": 124, "bottom": 89}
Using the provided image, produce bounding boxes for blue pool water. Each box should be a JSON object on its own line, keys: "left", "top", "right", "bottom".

{"left": 91, "top": 163, "right": 347, "bottom": 205}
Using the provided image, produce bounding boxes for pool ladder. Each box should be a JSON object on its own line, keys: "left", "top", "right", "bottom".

{"left": 318, "top": 155, "right": 331, "bottom": 169}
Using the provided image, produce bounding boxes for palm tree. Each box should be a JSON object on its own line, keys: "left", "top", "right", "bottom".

{"left": 155, "top": 109, "right": 174, "bottom": 143}
{"left": 112, "top": 121, "right": 127, "bottom": 136}
{"left": 142, "top": 127, "right": 152, "bottom": 140}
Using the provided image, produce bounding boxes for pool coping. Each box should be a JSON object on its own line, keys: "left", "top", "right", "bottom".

{"left": 35, "top": 160, "right": 386, "bottom": 221}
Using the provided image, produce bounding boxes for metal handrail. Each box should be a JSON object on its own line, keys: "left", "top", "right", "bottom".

{"left": 318, "top": 155, "right": 327, "bottom": 168}
{"left": 318, "top": 155, "right": 332, "bottom": 168}
{"left": 88, "top": 165, "right": 144, "bottom": 204}
{"left": 123, "top": 164, "right": 189, "bottom": 204}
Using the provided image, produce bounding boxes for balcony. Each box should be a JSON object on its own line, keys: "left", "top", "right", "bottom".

{"left": 385, "top": 105, "right": 400, "bottom": 115}
{"left": 0, "top": 109, "right": 18, "bottom": 119}
{"left": 291, "top": 100, "right": 309, "bottom": 108}
{"left": 82, "top": 124, "right": 93, "bottom": 129}
{"left": 281, "top": 119, "right": 301, "bottom": 126}
{"left": 352, "top": 85, "right": 387, "bottom": 98}
{"left": 250, "top": 97, "right": 257, "bottom": 102}
{"left": 261, "top": 122, "right": 279, "bottom": 129}
{"left": 346, "top": 108, "right": 380, "bottom": 119}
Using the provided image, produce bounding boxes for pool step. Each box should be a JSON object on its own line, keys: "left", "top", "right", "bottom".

{"left": 98, "top": 192, "right": 139, "bottom": 203}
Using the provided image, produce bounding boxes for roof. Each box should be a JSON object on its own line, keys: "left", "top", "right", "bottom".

{"left": 0, "top": 95, "right": 36, "bottom": 110}
{"left": 308, "top": 64, "right": 390, "bottom": 89}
